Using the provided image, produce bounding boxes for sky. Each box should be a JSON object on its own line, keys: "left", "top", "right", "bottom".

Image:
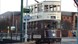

{"left": 0, "top": 0, "right": 77, "bottom": 14}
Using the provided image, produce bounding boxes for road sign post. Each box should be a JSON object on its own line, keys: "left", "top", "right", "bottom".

{"left": 24, "top": 15, "right": 31, "bottom": 42}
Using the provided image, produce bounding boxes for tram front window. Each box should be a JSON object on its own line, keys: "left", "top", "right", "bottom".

{"left": 47, "top": 22, "right": 57, "bottom": 29}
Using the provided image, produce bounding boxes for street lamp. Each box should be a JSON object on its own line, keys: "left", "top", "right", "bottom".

{"left": 73, "top": 0, "right": 78, "bottom": 44}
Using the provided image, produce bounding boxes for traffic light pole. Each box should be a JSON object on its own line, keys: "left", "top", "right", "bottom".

{"left": 20, "top": 0, "right": 23, "bottom": 42}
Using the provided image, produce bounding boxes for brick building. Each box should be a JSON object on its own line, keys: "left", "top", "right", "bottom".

{"left": 61, "top": 12, "right": 77, "bottom": 30}
{"left": 0, "top": 11, "right": 21, "bottom": 33}
{"left": 61, "top": 12, "right": 77, "bottom": 37}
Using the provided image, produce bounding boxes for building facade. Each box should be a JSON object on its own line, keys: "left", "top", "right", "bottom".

{"left": 61, "top": 12, "right": 77, "bottom": 37}
{"left": 61, "top": 12, "right": 77, "bottom": 30}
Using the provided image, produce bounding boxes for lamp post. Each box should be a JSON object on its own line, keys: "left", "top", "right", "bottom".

{"left": 73, "top": 0, "right": 78, "bottom": 44}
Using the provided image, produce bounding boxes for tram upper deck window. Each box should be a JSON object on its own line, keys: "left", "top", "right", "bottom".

{"left": 49, "top": 5, "right": 60, "bottom": 12}
{"left": 57, "top": 5, "right": 60, "bottom": 11}
{"left": 53, "top": 5, "right": 57, "bottom": 11}
{"left": 51, "top": 16, "right": 56, "bottom": 19}
{"left": 44, "top": 5, "right": 48, "bottom": 12}
{"left": 49, "top": 5, "right": 53, "bottom": 11}
{"left": 37, "top": 4, "right": 43, "bottom": 12}
{"left": 34, "top": 5, "right": 38, "bottom": 13}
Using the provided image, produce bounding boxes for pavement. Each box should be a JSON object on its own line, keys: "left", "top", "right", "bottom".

{"left": 61, "top": 37, "right": 76, "bottom": 44}
{"left": 61, "top": 37, "right": 76, "bottom": 42}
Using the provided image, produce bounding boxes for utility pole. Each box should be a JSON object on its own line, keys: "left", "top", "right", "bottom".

{"left": 20, "top": 0, "right": 23, "bottom": 42}
{"left": 73, "top": 0, "right": 78, "bottom": 44}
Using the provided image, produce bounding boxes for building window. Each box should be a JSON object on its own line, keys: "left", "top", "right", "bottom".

{"left": 75, "top": 16, "right": 77, "bottom": 29}
{"left": 63, "top": 16, "right": 65, "bottom": 19}
{"left": 67, "top": 17, "right": 69, "bottom": 19}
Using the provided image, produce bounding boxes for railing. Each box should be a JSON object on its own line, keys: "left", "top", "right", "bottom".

{"left": 0, "top": 33, "right": 24, "bottom": 41}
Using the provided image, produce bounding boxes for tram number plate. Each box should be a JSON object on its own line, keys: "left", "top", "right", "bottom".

{"left": 33, "top": 35, "right": 41, "bottom": 38}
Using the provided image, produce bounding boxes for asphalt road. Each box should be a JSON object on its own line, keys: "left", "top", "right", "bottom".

{"left": 0, "top": 37, "right": 77, "bottom": 44}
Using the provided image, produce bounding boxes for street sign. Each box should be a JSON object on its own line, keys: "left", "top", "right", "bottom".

{"left": 23, "top": 8, "right": 30, "bottom": 13}
{"left": 74, "top": 0, "right": 78, "bottom": 6}
{"left": 33, "top": 35, "right": 41, "bottom": 38}
{"left": 23, "top": 15, "right": 32, "bottom": 20}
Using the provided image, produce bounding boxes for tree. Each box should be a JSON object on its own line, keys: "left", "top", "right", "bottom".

{"left": 0, "top": 18, "right": 10, "bottom": 31}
